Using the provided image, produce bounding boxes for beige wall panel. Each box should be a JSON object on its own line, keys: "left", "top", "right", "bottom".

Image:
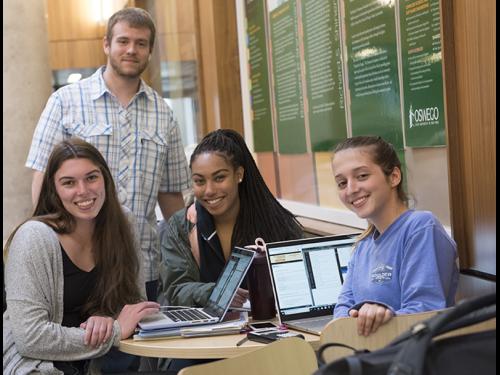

{"left": 154, "top": 0, "right": 195, "bottom": 34}
{"left": 213, "top": 0, "right": 243, "bottom": 133}
{"left": 49, "top": 40, "right": 106, "bottom": 70}
{"left": 197, "top": 0, "right": 218, "bottom": 133}
{"left": 159, "top": 33, "right": 197, "bottom": 61}
{"left": 444, "top": 0, "right": 496, "bottom": 271}
{"left": 314, "top": 152, "right": 344, "bottom": 210}
{"left": 47, "top": 0, "right": 106, "bottom": 41}
{"left": 255, "top": 152, "right": 278, "bottom": 197}
{"left": 196, "top": 0, "right": 244, "bottom": 134}
{"left": 278, "top": 154, "right": 317, "bottom": 204}
{"left": 405, "top": 147, "right": 451, "bottom": 227}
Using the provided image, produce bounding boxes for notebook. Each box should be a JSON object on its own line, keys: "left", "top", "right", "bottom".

{"left": 265, "top": 234, "right": 359, "bottom": 335}
{"left": 139, "top": 246, "right": 256, "bottom": 330}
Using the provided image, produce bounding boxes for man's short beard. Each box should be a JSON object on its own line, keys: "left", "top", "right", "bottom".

{"left": 109, "top": 58, "right": 148, "bottom": 79}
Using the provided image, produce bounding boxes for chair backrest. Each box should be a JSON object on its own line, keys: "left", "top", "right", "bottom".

{"left": 178, "top": 337, "right": 318, "bottom": 375}
{"left": 320, "top": 311, "right": 439, "bottom": 363}
{"left": 320, "top": 310, "right": 496, "bottom": 363}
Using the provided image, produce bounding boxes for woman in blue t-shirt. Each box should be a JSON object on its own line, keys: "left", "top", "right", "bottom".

{"left": 331, "top": 135, "right": 459, "bottom": 336}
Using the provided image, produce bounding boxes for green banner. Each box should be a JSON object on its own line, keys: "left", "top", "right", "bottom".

{"left": 301, "top": 0, "right": 347, "bottom": 152}
{"left": 345, "top": 0, "right": 404, "bottom": 149}
{"left": 400, "top": 0, "right": 446, "bottom": 147}
{"left": 246, "top": 0, "right": 274, "bottom": 152}
{"left": 269, "top": 0, "right": 307, "bottom": 154}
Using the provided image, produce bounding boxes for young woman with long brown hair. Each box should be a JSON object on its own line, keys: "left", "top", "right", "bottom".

{"left": 3, "top": 138, "right": 159, "bottom": 374}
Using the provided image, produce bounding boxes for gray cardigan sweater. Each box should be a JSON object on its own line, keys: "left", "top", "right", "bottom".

{"left": 3, "top": 220, "right": 145, "bottom": 374}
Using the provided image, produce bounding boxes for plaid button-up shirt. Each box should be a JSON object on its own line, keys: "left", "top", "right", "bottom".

{"left": 26, "top": 67, "right": 190, "bottom": 281}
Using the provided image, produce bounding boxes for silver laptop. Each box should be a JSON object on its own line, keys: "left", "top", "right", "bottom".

{"left": 139, "top": 247, "right": 255, "bottom": 330}
{"left": 265, "top": 234, "right": 359, "bottom": 335}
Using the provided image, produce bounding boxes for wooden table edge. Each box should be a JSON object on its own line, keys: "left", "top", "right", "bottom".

{"left": 119, "top": 331, "right": 320, "bottom": 359}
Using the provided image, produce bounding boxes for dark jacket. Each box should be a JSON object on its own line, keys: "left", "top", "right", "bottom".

{"left": 157, "top": 208, "right": 216, "bottom": 307}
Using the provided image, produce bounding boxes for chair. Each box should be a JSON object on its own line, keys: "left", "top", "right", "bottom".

{"left": 319, "top": 310, "right": 496, "bottom": 363}
{"left": 177, "top": 337, "right": 318, "bottom": 375}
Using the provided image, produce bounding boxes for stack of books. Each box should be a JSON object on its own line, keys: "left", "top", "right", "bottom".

{"left": 134, "top": 311, "right": 249, "bottom": 341}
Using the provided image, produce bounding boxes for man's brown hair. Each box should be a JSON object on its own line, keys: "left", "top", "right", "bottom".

{"left": 106, "top": 7, "right": 156, "bottom": 51}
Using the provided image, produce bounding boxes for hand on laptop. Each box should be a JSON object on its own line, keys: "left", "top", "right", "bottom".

{"left": 116, "top": 301, "right": 161, "bottom": 339}
{"left": 230, "top": 288, "right": 249, "bottom": 308}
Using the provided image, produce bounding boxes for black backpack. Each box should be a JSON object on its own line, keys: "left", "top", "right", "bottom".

{"left": 314, "top": 293, "right": 496, "bottom": 375}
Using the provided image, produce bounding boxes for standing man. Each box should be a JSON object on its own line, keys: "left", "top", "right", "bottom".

{"left": 26, "top": 8, "right": 190, "bottom": 302}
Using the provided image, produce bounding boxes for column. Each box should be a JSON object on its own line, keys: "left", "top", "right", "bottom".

{"left": 3, "top": 0, "right": 52, "bottom": 241}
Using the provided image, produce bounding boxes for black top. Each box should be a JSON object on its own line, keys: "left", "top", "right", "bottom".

{"left": 196, "top": 202, "right": 247, "bottom": 289}
{"left": 54, "top": 245, "right": 98, "bottom": 374}
{"left": 60, "top": 244, "right": 98, "bottom": 328}
{"left": 196, "top": 202, "right": 226, "bottom": 283}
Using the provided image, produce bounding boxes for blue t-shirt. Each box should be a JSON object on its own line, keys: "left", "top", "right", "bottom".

{"left": 333, "top": 210, "right": 459, "bottom": 318}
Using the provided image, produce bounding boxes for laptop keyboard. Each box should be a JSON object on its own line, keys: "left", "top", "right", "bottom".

{"left": 165, "top": 309, "right": 211, "bottom": 322}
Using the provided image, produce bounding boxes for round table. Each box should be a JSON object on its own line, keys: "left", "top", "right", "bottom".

{"left": 119, "top": 329, "right": 320, "bottom": 359}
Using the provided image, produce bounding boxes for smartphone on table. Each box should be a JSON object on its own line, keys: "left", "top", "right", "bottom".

{"left": 247, "top": 329, "right": 305, "bottom": 344}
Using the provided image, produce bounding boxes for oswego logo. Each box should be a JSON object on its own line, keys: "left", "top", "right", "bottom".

{"left": 371, "top": 264, "right": 393, "bottom": 284}
{"left": 409, "top": 104, "right": 439, "bottom": 128}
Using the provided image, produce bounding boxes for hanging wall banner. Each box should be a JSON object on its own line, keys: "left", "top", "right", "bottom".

{"left": 302, "top": 0, "right": 347, "bottom": 151}
{"left": 400, "top": 0, "right": 446, "bottom": 147}
{"left": 269, "top": 0, "right": 307, "bottom": 154}
{"left": 344, "top": 0, "right": 404, "bottom": 149}
{"left": 246, "top": 0, "right": 275, "bottom": 152}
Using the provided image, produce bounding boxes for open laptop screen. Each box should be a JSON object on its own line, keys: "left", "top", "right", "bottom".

{"left": 266, "top": 234, "right": 358, "bottom": 320}
{"left": 204, "top": 247, "right": 255, "bottom": 318}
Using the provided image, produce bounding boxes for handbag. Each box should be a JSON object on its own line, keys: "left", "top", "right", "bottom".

{"left": 314, "top": 293, "right": 496, "bottom": 375}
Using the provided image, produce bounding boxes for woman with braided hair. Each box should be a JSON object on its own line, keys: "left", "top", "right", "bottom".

{"left": 157, "top": 129, "right": 303, "bottom": 308}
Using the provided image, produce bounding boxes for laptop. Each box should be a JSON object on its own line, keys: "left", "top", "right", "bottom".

{"left": 139, "top": 246, "right": 256, "bottom": 330}
{"left": 265, "top": 234, "right": 359, "bottom": 335}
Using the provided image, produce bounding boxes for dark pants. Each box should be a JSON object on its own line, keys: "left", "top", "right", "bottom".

{"left": 166, "top": 358, "right": 217, "bottom": 374}
{"left": 54, "top": 360, "right": 88, "bottom": 374}
{"left": 101, "top": 280, "right": 158, "bottom": 373}
{"left": 100, "top": 347, "right": 140, "bottom": 373}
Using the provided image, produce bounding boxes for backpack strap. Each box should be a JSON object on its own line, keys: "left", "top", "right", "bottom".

{"left": 317, "top": 342, "right": 368, "bottom": 366}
